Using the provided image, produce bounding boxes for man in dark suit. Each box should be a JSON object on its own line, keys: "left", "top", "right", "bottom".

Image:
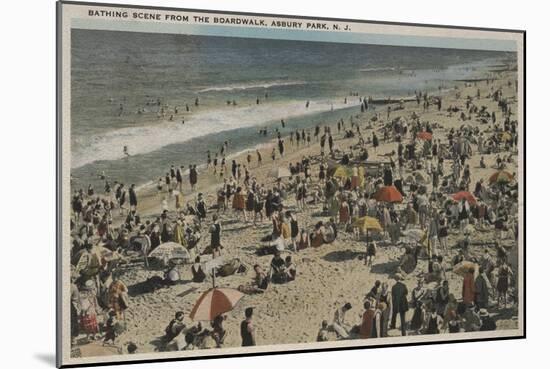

{"left": 391, "top": 274, "right": 409, "bottom": 336}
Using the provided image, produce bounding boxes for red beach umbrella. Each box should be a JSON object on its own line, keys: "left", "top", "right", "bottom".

{"left": 451, "top": 191, "right": 477, "bottom": 205}
{"left": 417, "top": 131, "right": 433, "bottom": 141}
{"left": 373, "top": 185, "right": 403, "bottom": 203}
{"left": 189, "top": 288, "right": 244, "bottom": 321}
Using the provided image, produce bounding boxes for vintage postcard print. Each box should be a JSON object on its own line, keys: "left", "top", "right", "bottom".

{"left": 57, "top": 1, "right": 525, "bottom": 367}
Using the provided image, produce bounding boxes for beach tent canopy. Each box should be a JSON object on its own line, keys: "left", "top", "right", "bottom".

{"left": 353, "top": 216, "right": 383, "bottom": 232}
{"left": 148, "top": 242, "right": 191, "bottom": 261}
{"left": 189, "top": 287, "right": 244, "bottom": 321}
{"left": 373, "top": 185, "right": 403, "bottom": 203}
{"left": 489, "top": 170, "right": 514, "bottom": 185}
{"left": 451, "top": 191, "right": 477, "bottom": 205}
{"left": 268, "top": 166, "right": 291, "bottom": 179}
{"left": 417, "top": 131, "right": 433, "bottom": 141}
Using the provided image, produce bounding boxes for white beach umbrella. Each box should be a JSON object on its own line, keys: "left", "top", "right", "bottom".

{"left": 148, "top": 242, "right": 191, "bottom": 262}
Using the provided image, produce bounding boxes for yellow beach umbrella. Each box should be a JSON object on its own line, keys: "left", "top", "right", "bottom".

{"left": 332, "top": 166, "right": 351, "bottom": 178}
{"left": 353, "top": 216, "right": 383, "bottom": 232}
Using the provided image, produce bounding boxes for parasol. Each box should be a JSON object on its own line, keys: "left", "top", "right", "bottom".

{"left": 451, "top": 191, "right": 477, "bottom": 205}
{"left": 373, "top": 185, "right": 403, "bottom": 203}
{"left": 148, "top": 242, "right": 191, "bottom": 262}
{"left": 332, "top": 166, "right": 350, "bottom": 178}
{"left": 189, "top": 287, "right": 244, "bottom": 321}
{"left": 353, "top": 216, "right": 383, "bottom": 232}
{"left": 489, "top": 170, "right": 514, "bottom": 185}
{"left": 353, "top": 216, "right": 383, "bottom": 241}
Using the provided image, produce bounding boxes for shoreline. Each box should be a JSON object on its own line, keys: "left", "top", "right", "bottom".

{"left": 89, "top": 67, "right": 518, "bottom": 229}
{"left": 70, "top": 57, "right": 502, "bottom": 185}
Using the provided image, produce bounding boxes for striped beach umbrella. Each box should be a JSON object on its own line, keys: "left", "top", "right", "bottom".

{"left": 189, "top": 288, "right": 244, "bottom": 321}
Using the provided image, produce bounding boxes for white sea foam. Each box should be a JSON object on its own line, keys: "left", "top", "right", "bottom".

{"left": 71, "top": 97, "right": 360, "bottom": 169}
{"left": 197, "top": 80, "right": 306, "bottom": 93}
{"left": 359, "top": 67, "right": 397, "bottom": 73}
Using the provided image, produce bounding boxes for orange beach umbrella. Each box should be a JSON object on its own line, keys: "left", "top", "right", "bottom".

{"left": 373, "top": 185, "right": 404, "bottom": 203}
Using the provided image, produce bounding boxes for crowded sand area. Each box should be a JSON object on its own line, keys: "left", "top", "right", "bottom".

{"left": 69, "top": 67, "right": 520, "bottom": 357}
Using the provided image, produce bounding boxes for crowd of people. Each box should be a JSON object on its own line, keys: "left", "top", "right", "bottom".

{"left": 69, "top": 72, "right": 519, "bottom": 353}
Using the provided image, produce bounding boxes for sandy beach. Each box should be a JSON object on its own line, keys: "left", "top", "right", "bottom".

{"left": 67, "top": 62, "right": 520, "bottom": 358}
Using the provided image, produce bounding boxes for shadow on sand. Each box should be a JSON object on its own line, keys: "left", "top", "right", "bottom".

{"left": 322, "top": 249, "right": 363, "bottom": 262}
{"left": 370, "top": 259, "right": 401, "bottom": 274}
{"left": 128, "top": 278, "right": 193, "bottom": 297}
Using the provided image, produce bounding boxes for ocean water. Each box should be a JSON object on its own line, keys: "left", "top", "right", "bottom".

{"left": 70, "top": 29, "right": 512, "bottom": 190}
